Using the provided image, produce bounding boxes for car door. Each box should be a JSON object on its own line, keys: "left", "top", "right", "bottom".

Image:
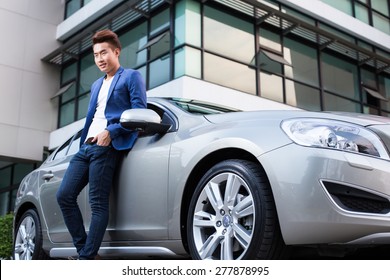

{"left": 104, "top": 104, "right": 178, "bottom": 241}
{"left": 39, "top": 131, "right": 88, "bottom": 243}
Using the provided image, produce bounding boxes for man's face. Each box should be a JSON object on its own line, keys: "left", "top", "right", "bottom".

{"left": 93, "top": 42, "right": 120, "bottom": 75}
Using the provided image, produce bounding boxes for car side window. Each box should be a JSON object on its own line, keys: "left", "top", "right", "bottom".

{"left": 52, "top": 130, "right": 82, "bottom": 161}
{"left": 52, "top": 139, "right": 72, "bottom": 160}
{"left": 67, "top": 131, "right": 82, "bottom": 156}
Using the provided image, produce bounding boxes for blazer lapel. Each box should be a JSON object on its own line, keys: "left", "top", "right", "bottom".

{"left": 88, "top": 77, "right": 104, "bottom": 117}
{"left": 106, "top": 67, "right": 124, "bottom": 103}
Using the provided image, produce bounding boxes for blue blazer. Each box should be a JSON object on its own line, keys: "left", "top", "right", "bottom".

{"left": 80, "top": 67, "right": 147, "bottom": 150}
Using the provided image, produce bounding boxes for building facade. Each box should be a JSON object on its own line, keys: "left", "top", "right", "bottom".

{"left": 1, "top": 0, "right": 389, "bottom": 215}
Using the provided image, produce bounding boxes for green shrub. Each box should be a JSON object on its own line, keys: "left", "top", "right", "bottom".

{"left": 0, "top": 213, "right": 14, "bottom": 259}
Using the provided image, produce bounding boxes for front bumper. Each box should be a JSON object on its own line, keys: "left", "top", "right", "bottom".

{"left": 259, "top": 143, "right": 390, "bottom": 245}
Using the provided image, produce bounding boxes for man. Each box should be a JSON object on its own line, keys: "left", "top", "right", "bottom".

{"left": 56, "top": 29, "right": 147, "bottom": 260}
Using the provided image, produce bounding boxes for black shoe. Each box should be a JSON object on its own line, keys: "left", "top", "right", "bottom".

{"left": 68, "top": 254, "right": 101, "bottom": 260}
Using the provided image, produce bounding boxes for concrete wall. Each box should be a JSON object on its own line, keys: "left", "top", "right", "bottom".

{"left": 0, "top": 0, "right": 64, "bottom": 162}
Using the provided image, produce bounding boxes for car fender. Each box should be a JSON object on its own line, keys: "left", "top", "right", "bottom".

{"left": 167, "top": 131, "right": 291, "bottom": 239}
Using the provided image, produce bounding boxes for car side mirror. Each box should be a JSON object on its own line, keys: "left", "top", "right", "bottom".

{"left": 120, "top": 108, "right": 171, "bottom": 135}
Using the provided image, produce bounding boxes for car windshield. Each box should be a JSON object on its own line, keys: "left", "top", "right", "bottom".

{"left": 168, "top": 98, "right": 240, "bottom": 115}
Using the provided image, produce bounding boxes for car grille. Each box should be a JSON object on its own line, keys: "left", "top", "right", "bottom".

{"left": 322, "top": 181, "right": 390, "bottom": 214}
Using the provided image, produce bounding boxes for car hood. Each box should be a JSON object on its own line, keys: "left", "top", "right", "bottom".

{"left": 204, "top": 110, "right": 390, "bottom": 127}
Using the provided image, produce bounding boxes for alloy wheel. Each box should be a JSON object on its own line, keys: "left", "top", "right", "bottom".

{"left": 191, "top": 171, "right": 255, "bottom": 259}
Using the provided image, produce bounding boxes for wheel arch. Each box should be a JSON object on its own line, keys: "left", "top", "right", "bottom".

{"left": 13, "top": 204, "right": 50, "bottom": 260}
{"left": 179, "top": 147, "right": 269, "bottom": 253}
{"left": 13, "top": 202, "right": 40, "bottom": 232}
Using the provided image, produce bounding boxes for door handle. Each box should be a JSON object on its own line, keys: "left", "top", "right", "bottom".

{"left": 42, "top": 172, "right": 54, "bottom": 181}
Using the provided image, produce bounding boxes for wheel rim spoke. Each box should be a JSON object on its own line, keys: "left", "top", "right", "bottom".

{"left": 15, "top": 216, "right": 36, "bottom": 260}
{"left": 26, "top": 250, "right": 32, "bottom": 260}
{"left": 18, "top": 225, "right": 27, "bottom": 240}
{"left": 233, "top": 195, "right": 254, "bottom": 218}
{"left": 192, "top": 171, "right": 256, "bottom": 260}
{"left": 14, "top": 244, "right": 24, "bottom": 254}
{"left": 193, "top": 211, "right": 215, "bottom": 227}
{"left": 199, "top": 233, "right": 221, "bottom": 259}
{"left": 205, "top": 181, "right": 224, "bottom": 212}
{"left": 26, "top": 217, "right": 35, "bottom": 237}
{"left": 224, "top": 174, "right": 241, "bottom": 208}
{"left": 221, "top": 230, "right": 234, "bottom": 260}
{"left": 28, "top": 244, "right": 35, "bottom": 255}
{"left": 232, "top": 223, "right": 252, "bottom": 248}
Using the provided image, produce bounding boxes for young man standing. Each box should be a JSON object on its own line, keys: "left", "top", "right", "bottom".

{"left": 56, "top": 29, "right": 147, "bottom": 260}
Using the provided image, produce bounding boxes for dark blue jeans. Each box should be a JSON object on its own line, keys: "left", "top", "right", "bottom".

{"left": 56, "top": 143, "right": 120, "bottom": 259}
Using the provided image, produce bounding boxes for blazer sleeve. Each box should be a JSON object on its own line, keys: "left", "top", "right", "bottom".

{"left": 105, "top": 70, "right": 147, "bottom": 140}
{"left": 128, "top": 70, "right": 147, "bottom": 109}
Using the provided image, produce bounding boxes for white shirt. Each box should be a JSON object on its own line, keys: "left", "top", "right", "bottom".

{"left": 85, "top": 77, "right": 113, "bottom": 141}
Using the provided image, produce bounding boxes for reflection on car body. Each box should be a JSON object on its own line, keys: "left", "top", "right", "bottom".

{"left": 13, "top": 97, "right": 390, "bottom": 260}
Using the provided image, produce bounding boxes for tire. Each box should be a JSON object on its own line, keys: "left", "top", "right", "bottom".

{"left": 187, "top": 159, "right": 286, "bottom": 260}
{"left": 13, "top": 209, "right": 48, "bottom": 260}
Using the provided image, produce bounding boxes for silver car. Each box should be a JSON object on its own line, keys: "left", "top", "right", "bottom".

{"left": 13, "top": 97, "right": 390, "bottom": 260}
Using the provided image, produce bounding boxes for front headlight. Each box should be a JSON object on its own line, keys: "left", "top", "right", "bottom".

{"left": 281, "top": 118, "right": 389, "bottom": 159}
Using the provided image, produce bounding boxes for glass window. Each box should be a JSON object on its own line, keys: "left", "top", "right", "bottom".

{"left": 259, "top": 28, "right": 282, "bottom": 53}
{"left": 321, "top": 0, "right": 353, "bottom": 15}
{"left": 285, "top": 80, "right": 321, "bottom": 111}
{"left": 258, "top": 50, "right": 283, "bottom": 75}
{"left": 77, "top": 93, "right": 90, "bottom": 120}
{"left": 67, "top": 132, "right": 82, "bottom": 156}
{"left": 260, "top": 72, "right": 283, "bottom": 102}
{"left": 361, "top": 68, "right": 376, "bottom": 89}
{"left": 354, "top": 2, "right": 369, "bottom": 24}
{"left": 61, "top": 83, "right": 76, "bottom": 103}
{"left": 323, "top": 92, "right": 361, "bottom": 112}
{"left": 363, "top": 105, "right": 379, "bottom": 115}
{"left": 10, "top": 189, "right": 17, "bottom": 213}
{"left": 138, "top": 66, "right": 147, "bottom": 83}
{"left": 65, "top": 0, "right": 81, "bottom": 18}
{"left": 13, "top": 164, "right": 34, "bottom": 185}
{"left": 319, "top": 23, "right": 355, "bottom": 44}
{"left": 62, "top": 62, "right": 77, "bottom": 84}
{"left": 175, "top": 0, "right": 201, "bottom": 47}
{"left": 150, "top": 9, "right": 170, "bottom": 37}
{"left": 284, "top": 38, "right": 319, "bottom": 86}
{"left": 321, "top": 53, "right": 359, "bottom": 100}
{"left": 204, "top": 6, "right": 255, "bottom": 64}
{"left": 174, "top": 46, "right": 201, "bottom": 79}
{"left": 0, "top": 192, "right": 9, "bottom": 216}
{"left": 204, "top": 53, "right": 256, "bottom": 95}
{"left": 373, "top": 11, "right": 390, "bottom": 34}
{"left": 79, "top": 54, "right": 101, "bottom": 94}
{"left": 0, "top": 167, "right": 11, "bottom": 188}
{"left": 282, "top": 6, "right": 316, "bottom": 26}
{"left": 372, "top": 0, "right": 389, "bottom": 17}
{"left": 379, "top": 75, "right": 390, "bottom": 111}
{"left": 120, "top": 23, "right": 148, "bottom": 69}
{"left": 150, "top": 32, "right": 170, "bottom": 61}
{"left": 357, "top": 40, "right": 373, "bottom": 52}
{"left": 149, "top": 56, "right": 170, "bottom": 89}
{"left": 171, "top": 98, "right": 239, "bottom": 114}
{"left": 60, "top": 100, "right": 75, "bottom": 127}
{"left": 53, "top": 138, "right": 72, "bottom": 160}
